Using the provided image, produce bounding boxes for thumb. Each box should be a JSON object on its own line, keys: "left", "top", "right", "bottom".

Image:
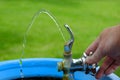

{"left": 85, "top": 46, "right": 106, "bottom": 64}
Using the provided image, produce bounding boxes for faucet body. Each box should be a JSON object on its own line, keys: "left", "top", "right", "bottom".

{"left": 57, "top": 24, "right": 97, "bottom": 80}
{"left": 58, "top": 52, "right": 97, "bottom": 80}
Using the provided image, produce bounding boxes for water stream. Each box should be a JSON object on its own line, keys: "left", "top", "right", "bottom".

{"left": 19, "top": 9, "right": 66, "bottom": 79}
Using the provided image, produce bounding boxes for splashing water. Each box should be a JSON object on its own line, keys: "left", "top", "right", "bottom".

{"left": 19, "top": 9, "right": 66, "bottom": 79}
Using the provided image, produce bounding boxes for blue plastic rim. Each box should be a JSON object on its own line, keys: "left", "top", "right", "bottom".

{"left": 0, "top": 58, "right": 119, "bottom": 80}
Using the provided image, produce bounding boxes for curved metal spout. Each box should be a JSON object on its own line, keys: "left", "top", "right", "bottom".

{"left": 64, "top": 24, "right": 74, "bottom": 42}
{"left": 64, "top": 24, "right": 74, "bottom": 51}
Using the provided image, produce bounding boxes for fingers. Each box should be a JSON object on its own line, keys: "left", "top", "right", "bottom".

{"left": 104, "top": 60, "right": 119, "bottom": 75}
{"left": 95, "top": 56, "right": 115, "bottom": 79}
{"left": 85, "top": 37, "right": 100, "bottom": 55}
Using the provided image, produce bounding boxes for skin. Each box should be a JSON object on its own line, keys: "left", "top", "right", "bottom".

{"left": 85, "top": 25, "right": 120, "bottom": 79}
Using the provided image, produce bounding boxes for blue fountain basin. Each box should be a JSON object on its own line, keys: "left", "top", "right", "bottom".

{"left": 0, "top": 58, "right": 119, "bottom": 80}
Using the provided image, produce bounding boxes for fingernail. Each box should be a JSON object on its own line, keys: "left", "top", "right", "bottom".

{"left": 89, "top": 51, "right": 93, "bottom": 56}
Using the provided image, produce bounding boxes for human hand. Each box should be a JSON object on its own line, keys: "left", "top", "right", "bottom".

{"left": 85, "top": 25, "right": 120, "bottom": 79}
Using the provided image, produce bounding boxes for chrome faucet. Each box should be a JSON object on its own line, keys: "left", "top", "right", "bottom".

{"left": 57, "top": 24, "right": 97, "bottom": 80}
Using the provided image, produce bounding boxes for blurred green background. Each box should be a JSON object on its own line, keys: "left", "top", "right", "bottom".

{"left": 0, "top": 0, "right": 120, "bottom": 76}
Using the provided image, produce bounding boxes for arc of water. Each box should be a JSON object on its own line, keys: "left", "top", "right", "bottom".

{"left": 19, "top": 9, "right": 67, "bottom": 79}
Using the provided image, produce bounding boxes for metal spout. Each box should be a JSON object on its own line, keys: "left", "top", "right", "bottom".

{"left": 64, "top": 24, "right": 74, "bottom": 53}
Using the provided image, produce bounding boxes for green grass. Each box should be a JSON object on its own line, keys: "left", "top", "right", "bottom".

{"left": 0, "top": 0, "right": 120, "bottom": 76}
